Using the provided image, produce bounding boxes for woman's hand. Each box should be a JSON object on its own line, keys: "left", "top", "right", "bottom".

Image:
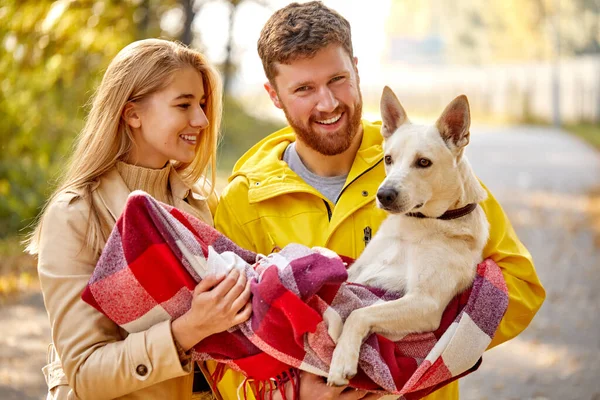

{"left": 171, "top": 268, "right": 252, "bottom": 350}
{"left": 272, "top": 371, "right": 382, "bottom": 400}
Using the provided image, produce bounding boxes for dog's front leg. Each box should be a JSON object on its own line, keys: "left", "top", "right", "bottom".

{"left": 327, "top": 293, "right": 442, "bottom": 386}
{"left": 364, "top": 293, "right": 442, "bottom": 337}
{"left": 327, "top": 308, "right": 370, "bottom": 386}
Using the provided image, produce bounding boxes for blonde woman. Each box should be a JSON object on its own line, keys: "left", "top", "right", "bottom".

{"left": 27, "top": 39, "right": 252, "bottom": 399}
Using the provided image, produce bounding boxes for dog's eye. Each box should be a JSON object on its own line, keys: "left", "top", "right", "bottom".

{"left": 416, "top": 158, "right": 432, "bottom": 168}
{"left": 384, "top": 155, "right": 392, "bottom": 165}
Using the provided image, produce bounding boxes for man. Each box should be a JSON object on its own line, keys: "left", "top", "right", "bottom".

{"left": 215, "top": 2, "right": 545, "bottom": 399}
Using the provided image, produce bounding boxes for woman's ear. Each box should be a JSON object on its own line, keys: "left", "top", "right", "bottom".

{"left": 122, "top": 102, "right": 142, "bottom": 129}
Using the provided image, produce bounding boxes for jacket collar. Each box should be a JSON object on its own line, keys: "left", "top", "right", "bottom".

{"left": 95, "top": 168, "right": 129, "bottom": 222}
{"left": 95, "top": 166, "right": 196, "bottom": 222}
{"left": 232, "top": 120, "right": 384, "bottom": 203}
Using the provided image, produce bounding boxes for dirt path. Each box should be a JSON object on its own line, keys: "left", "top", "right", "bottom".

{"left": 460, "top": 126, "right": 600, "bottom": 400}
{"left": 0, "top": 289, "right": 50, "bottom": 400}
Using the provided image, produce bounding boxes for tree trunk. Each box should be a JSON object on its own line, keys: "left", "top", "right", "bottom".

{"left": 223, "top": 2, "right": 239, "bottom": 95}
{"left": 179, "top": 0, "right": 195, "bottom": 46}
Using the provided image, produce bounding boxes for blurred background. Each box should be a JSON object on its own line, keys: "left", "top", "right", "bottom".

{"left": 1, "top": 1, "right": 599, "bottom": 399}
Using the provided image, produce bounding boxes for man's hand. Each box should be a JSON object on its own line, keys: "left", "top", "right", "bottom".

{"left": 272, "top": 371, "right": 383, "bottom": 400}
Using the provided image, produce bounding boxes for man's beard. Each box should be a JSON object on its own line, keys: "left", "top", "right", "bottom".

{"left": 282, "top": 93, "right": 363, "bottom": 156}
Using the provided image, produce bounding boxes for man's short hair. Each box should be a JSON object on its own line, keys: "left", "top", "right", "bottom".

{"left": 257, "top": 1, "right": 354, "bottom": 84}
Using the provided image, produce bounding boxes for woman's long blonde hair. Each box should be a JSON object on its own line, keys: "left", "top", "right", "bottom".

{"left": 26, "top": 39, "right": 222, "bottom": 255}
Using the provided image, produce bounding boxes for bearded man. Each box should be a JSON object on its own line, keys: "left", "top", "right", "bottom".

{"left": 214, "top": 2, "right": 545, "bottom": 400}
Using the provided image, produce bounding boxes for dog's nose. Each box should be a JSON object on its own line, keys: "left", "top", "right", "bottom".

{"left": 377, "top": 187, "right": 398, "bottom": 206}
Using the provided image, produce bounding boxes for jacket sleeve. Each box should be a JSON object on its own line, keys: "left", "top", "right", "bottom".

{"left": 480, "top": 185, "right": 546, "bottom": 349}
{"left": 213, "top": 181, "right": 257, "bottom": 252}
{"left": 37, "top": 194, "right": 192, "bottom": 399}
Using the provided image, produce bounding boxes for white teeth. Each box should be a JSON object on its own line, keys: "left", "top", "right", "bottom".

{"left": 316, "top": 114, "right": 342, "bottom": 125}
{"left": 180, "top": 134, "right": 197, "bottom": 143}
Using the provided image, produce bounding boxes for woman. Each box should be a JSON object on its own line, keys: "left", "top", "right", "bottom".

{"left": 27, "top": 39, "right": 252, "bottom": 400}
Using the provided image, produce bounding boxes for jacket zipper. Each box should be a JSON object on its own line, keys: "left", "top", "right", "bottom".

{"left": 323, "top": 158, "right": 382, "bottom": 224}
{"left": 334, "top": 158, "right": 383, "bottom": 204}
{"left": 324, "top": 200, "right": 332, "bottom": 221}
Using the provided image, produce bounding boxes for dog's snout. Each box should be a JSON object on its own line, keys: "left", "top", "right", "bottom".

{"left": 377, "top": 187, "right": 398, "bottom": 206}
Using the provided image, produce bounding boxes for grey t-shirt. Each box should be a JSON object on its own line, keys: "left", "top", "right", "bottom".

{"left": 282, "top": 142, "right": 347, "bottom": 204}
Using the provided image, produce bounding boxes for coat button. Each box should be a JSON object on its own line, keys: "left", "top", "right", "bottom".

{"left": 136, "top": 364, "right": 148, "bottom": 376}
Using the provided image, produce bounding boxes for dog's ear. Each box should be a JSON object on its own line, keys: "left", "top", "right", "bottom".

{"left": 380, "top": 86, "right": 408, "bottom": 139}
{"left": 436, "top": 95, "right": 471, "bottom": 152}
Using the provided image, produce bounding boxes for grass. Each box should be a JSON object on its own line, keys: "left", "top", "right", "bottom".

{"left": 565, "top": 123, "right": 600, "bottom": 149}
{"left": 0, "top": 236, "right": 38, "bottom": 303}
{"left": 587, "top": 186, "right": 600, "bottom": 250}
{"left": 565, "top": 123, "right": 600, "bottom": 248}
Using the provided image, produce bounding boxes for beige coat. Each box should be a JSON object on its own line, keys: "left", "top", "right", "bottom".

{"left": 38, "top": 167, "right": 216, "bottom": 400}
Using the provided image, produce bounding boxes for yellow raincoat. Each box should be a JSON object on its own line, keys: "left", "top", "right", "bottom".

{"left": 213, "top": 120, "right": 545, "bottom": 400}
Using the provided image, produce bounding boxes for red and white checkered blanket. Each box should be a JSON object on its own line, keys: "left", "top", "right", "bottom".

{"left": 82, "top": 191, "right": 508, "bottom": 399}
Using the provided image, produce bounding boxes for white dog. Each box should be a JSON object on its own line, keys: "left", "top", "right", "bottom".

{"left": 327, "top": 87, "right": 490, "bottom": 386}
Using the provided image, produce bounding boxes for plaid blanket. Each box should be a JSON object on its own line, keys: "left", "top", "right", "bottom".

{"left": 82, "top": 191, "right": 509, "bottom": 399}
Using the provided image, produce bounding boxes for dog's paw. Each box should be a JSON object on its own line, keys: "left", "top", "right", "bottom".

{"left": 327, "top": 372, "right": 350, "bottom": 387}
{"left": 327, "top": 343, "right": 359, "bottom": 387}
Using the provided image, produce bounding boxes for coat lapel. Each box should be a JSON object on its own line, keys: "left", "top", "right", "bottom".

{"left": 95, "top": 166, "right": 213, "bottom": 227}
{"left": 95, "top": 168, "right": 131, "bottom": 223}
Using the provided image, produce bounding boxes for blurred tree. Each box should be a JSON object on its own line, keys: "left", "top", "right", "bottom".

{"left": 388, "top": 0, "right": 600, "bottom": 64}
{"left": 0, "top": 1, "right": 143, "bottom": 238}
{"left": 218, "top": 96, "right": 283, "bottom": 172}
{"left": 222, "top": 0, "right": 241, "bottom": 95}
{"left": 0, "top": 0, "right": 280, "bottom": 239}
{"left": 203, "top": 0, "right": 282, "bottom": 172}
{"left": 180, "top": 0, "right": 196, "bottom": 45}
{"left": 202, "top": 0, "right": 268, "bottom": 95}
{"left": 568, "top": 0, "right": 600, "bottom": 54}
{"left": 448, "top": 0, "right": 600, "bottom": 62}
